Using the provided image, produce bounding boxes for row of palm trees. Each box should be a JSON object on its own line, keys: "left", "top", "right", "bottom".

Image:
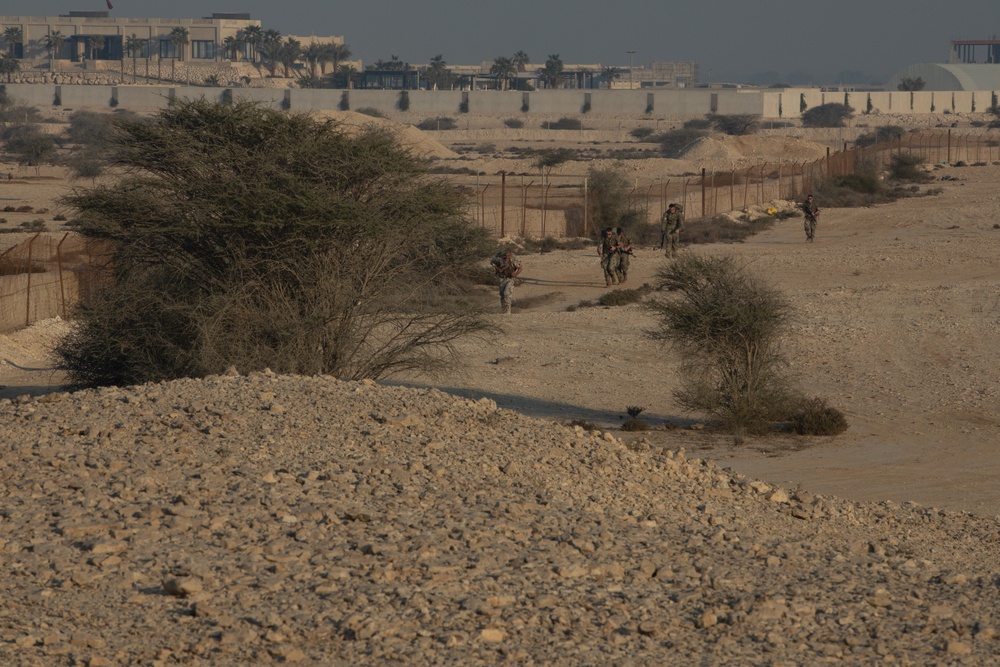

{"left": 2, "top": 24, "right": 353, "bottom": 83}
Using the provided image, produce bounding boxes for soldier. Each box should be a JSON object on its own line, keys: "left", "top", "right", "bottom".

{"left": 802, "top": 194, "right": 820, "bottom": 242}
{"left": 615, "top": 227, "right": 633, "bottom": 284}
{"left": 490, "top": 249, "right": 522, "bottom": 314}
{"left": 661, "top": 202, "right": 684, "bottom": 258}
{"left": 598, "top": 227, "right": 620, "bottom": 287}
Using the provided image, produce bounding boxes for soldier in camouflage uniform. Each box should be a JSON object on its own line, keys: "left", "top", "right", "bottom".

{"left": 615, "top": 227, "right": 632, "bottom": 284}
{"left": 802, "top": 194, "right": 819, "bottom": 242}
{"left": 661, "top": 203, "right": 684, "bottom": 258}
{"left": 490, "top": 249, "right": 522, "bottom": 314}
{"left": 599, "top": 227, "right": 620, "bottom": 287}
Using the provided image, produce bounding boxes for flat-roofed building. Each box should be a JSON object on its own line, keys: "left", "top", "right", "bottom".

{"left": 0, "top": 11, "right": 263, "bottom": 62}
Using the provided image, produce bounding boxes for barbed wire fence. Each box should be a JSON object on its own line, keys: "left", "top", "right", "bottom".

{"left": 0, "top": 232, "right": 109, "bottom": 333}
{"left": 1, "top": 131, "right": 997, "bottom": 331}
{"left": 462, "top": 129, "right": 999, "bottom": 238}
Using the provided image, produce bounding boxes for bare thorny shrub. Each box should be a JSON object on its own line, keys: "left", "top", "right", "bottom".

{"left": 645, "top": 254, "right": 797, "bottom": 435}
{"left": 58, "top": 100, "right": 496, "bottom": 387}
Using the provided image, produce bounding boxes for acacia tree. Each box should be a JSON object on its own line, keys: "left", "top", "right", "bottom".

{"left": 58, "top": 100, "right": 496, "bottom": 388}
{"left": 645, "top": 254, "right": 795, "bottom": 434}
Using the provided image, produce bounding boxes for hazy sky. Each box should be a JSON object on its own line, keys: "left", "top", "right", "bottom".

{"left": 13, "top": 0, "right": 1000, "bottom": 83}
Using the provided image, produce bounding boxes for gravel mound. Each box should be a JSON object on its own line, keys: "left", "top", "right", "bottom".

{"left": 2, "top": 371, "right": 998, "bottom": 665}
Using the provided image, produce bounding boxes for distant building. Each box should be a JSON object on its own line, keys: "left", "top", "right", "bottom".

{"left": 0, "top": 12, "right": 342, "bottom": 64}
{"left": 886, "top": 38, "right": 1000, "bottom": 91}
{"left": 1, "top": 12, "right": 260, "bottom": 62}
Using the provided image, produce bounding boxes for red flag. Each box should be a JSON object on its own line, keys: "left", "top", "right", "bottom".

{"left": 106, "top": 0, "right": 113, "bottom": 9}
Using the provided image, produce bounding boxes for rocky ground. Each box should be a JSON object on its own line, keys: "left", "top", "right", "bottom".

{"left": 3, "top": 113, "right": 1000, "bottom": 665}
{"left": 1, "top": 371, "right": 999, "bottom": 666}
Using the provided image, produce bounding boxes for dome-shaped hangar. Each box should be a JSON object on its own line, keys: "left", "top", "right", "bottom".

{"left": 887, "top": 63, "right": 1000, "bottom": 91}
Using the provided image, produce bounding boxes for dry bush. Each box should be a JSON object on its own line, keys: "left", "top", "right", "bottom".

{"left": 792, "top": 397, "right": 849, "bottom": 436}
{"left": 596, "top": 286, "right": 649, "bottom": 307}
{"left": 888, "top": 152, "right": 933, "bottom": 182}
{"left": 621, "top": 418, "right": 649, "bottom": 431}
{"left": 416, "top": 117, "right": 457, "bottom": 131}
{"left": 684, "top": 215, "right": 774, "bottom": 245}
{"left": 59, "top": 100, "right": 495, "bottom": 387}
{"left": 543, "top": 117, "right": 583, "bottom": 130}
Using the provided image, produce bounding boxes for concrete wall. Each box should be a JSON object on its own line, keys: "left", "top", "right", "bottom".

{"left": 59, "top": 85, "right": 116, "bottom": 108}
{"left": 117, "top": 86, "right": 173, "bottom": 109}
{"left": 5, "top": 82, "right": 1000, "bottom": 119}
{"left": 4, "top": 83, "right": 58, "bottom": 107}
{"left": 468, "top": 91, "right": 528, "bottom": 115}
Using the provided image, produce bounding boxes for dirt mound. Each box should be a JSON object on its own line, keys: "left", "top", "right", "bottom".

{"left": 681, "top": 135, "right": 829, "bottom": 165}
{"left": 311, "top": 110, "right": 458, "bottom": 159}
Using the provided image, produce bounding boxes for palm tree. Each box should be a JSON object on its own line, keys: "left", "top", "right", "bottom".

{"left": 601, "top": 65, "right": 621, "bottom": 88}
{"left": 44, "top": 30, "right": 66, "bottom": 70}
{"left": 169, "top": 27, "right": 189, "bottom": 82}
{"left": 88, "top": 35, "right": 104, "bottom": 61}
{"left": 125, "top": 34, "right": 143, "bottom": 83}
{"left": 335, "top": 63, "right": 358, "bottom": 89}
{"left": 424, "top": 54, "right": 452, "bottom": 90}
{"left": 241, "top": 25, "right": 262, "bottom": 64}
{"left": 3, "top": 27, "right": 23, "bottom": 58}
{"left": 222, "top": 35, "right": 243, "bottom": 62}
{"left": 490, "top": 56, "right": 516, "bottom": 90}
{"left": 302, "top": 42, "right": 323, "bottom": 77}
{"left": 540, "top": 53, "right": 564, "bottom": 89}
{"left": 330, "top": 42, "right": 351, "bottom": 75}
{"left": 513, "top": 50, "right": 530, "bottom": 72}
{"left": 278, "top": 38, "right": 301, "bottom": 78}
{"left": 260, "top": 29, "right": 282, "bottom": 76}
{"left": 0, "top": 53, "right": 20, "bottom": 83}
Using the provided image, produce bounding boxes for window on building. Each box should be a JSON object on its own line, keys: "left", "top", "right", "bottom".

{"left": 159, "top": 39, "right": 177, "bottom": 59}
{"left": 191, "top": 40, "right": 215, "bottom": 60}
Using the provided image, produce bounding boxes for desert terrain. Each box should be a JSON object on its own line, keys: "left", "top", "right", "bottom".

{"left": 1, "top": 110, "right": 1000, "bottom": 664}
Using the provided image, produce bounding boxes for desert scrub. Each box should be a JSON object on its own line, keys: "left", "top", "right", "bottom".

{"left": 791, "top": 397, "right": 849, "bottom": 436}
{"left": 621, "top": 406, "right": 649, "bottom": 431}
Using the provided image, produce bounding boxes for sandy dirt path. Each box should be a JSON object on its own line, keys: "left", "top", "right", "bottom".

{"left": 394, "top": 163, "right": 1000, "bottom": 516}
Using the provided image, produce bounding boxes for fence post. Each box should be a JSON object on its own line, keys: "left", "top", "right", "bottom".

{"left": 481, "top": 184, "right": 489, "bottom": 230}
{"left": 583, "top": 176, "right": 588, "bottom": 238}
{"left": 729, "top": 167, "right": 735, "bottom": 212}
{"left": 701, "top": 168, "right": 707, "bottom": 218}
{"left": 57, "top": 232, "right": 69, "bottom": 320}
{"left": 743, "top": 167, "right": 752, "bottom": 210}
{"left": 25, "top": 233, "right": 40, "bottom": 328}
{"left": 947, "top": 129, "right": 952, "bottom": 164}
{"left": 500, "top": 171, "right": 506, "bottom": 237}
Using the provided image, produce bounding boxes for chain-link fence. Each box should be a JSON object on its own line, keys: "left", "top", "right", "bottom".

{"left": 462, "top": 129, "right": 999, "bottom": 238}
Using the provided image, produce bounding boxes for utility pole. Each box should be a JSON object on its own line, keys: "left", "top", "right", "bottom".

{"left": 626, "top": 50, "right": 636, "bottom": 90}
